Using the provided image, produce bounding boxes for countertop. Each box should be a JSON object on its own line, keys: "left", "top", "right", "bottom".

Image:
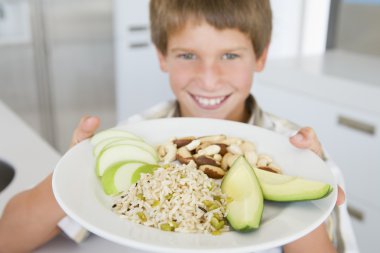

{"left": 0, "top": 101, "right": 60, "bottom": 212}
{"left": 0, "top": 100, "right": 146, "bottom": 253}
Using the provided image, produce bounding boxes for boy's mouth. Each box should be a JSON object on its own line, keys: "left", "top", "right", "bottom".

{"left": 191, "top": 94, "right": 230, "bottom": 109}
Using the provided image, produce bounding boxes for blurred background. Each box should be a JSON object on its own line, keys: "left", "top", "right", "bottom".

{"left": 0, "top": 0, "right": 379, "bottom": 252}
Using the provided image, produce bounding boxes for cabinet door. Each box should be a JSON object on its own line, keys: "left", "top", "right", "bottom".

{"left": 324, "top": 107, "right": 380, "bottom": 208}
{"left": 349, "top": 198, "right": 379, "bottom": 253}
{"left": 114, "top": 0, "right": 173, "bottom": 121}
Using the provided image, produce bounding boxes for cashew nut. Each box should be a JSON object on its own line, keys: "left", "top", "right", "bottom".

{"left": 162, "top": 142, "right": 177, "bottom": 164}
{"left": 227, "top": 144, "right": 243, "bottom": 155}
{"left": 198, "top": 144, "right": 221, "bottom": 156}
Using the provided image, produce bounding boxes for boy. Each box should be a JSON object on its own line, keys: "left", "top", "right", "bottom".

{"left": 0, "top": 1, "right": 353, "bottom": 252}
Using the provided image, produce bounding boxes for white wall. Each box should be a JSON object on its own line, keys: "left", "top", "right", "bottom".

{"left": 269, "top": 0, "right": 331, "bottom": 59}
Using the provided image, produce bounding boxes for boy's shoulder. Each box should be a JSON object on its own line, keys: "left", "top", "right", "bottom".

{"left": 119, "top": 100, "right": 178, "bottom": 126}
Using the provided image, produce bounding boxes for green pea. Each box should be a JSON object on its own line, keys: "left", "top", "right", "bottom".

{"left": 160, "top": 223, "right": 174, "bottom": 231}
{"left": 137, "top": 212, "right": 147, "bottom": 222}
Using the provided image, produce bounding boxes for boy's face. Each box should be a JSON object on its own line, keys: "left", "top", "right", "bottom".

{"left": 157, "top": 21, "right": 268, "bottom": 122}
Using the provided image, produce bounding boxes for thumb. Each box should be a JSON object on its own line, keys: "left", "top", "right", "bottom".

{"left": 70, "top": 116, "right": 100, "bottom": 147}
{"left": 289, "top": 127, "right": 323, "bottom": 158}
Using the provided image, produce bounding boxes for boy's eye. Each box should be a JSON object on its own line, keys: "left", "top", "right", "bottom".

{"left": 178, "top": 53, "right": 196, "bottom": 60}
{"left": 222, "top": 53, "right": 239, "bottom": 60}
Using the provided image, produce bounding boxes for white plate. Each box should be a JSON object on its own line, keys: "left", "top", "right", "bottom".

{"left": 52, "top": 118, "right": 337, "bottom": 253}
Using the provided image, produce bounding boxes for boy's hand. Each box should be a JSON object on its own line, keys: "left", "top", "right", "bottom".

{"left": 70, "top": 116, "right": 100, "bottom": 147}
{"left": 289, "top": 127, "right": 346, "bottom": 206}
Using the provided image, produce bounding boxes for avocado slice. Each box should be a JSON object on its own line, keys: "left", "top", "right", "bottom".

{"left": 221, "top": 156, "right": 264, "bottom": 231}
{"left": 253, "top": 167, "right": 333, "bottom": 201}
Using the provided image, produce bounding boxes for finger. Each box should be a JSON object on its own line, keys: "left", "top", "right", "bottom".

{"left": 336, "top": 185, "right": 346, "bottom": 206}
{"left": 289, "top": 127, "right": 323, "bottom": 157}
{"left": 70, "top": 116, "right": 100, "bottom": 147}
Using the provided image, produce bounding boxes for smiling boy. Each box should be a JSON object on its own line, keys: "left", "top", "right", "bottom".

{"left": 0, "top": 1, "right": 356, "bottom": 253}
{"left": 151, "top": 0, "right": 270, "bottom": 123}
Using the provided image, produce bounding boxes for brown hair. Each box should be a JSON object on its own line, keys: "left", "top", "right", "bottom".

{"left": 149, "top": 0, "right": 272, "bottom": 58}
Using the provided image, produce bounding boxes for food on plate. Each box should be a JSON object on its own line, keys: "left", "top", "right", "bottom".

{"left": 91, "top": 129, "right": 333, "bottom": 234}
{"left": 93, "top": 137, "right": 158, "bottom": 158}
{"left": 91, "top": 128, "right": 143, "bottom": 145}
{"left": 253, "top": 168, "right": 333, "bottom": 201}
{"left": 96, "top": 143, "right": 158, "bottom": 177}
{"left": 91, "top": 129, "right": 159, "bottom": 195}
{"left": 112, "top": 162, "right": 229, "bottom": 234}
{"left": 157, "top": 134, "right": 282, "bottom": 178}
{"left": 101, "top": 162, "right": 159, "bottom": 195}
{"left": 221, "top": 156, "right": 263, "bottom": 231}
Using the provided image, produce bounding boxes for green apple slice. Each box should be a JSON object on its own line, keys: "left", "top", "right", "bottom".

{"left": 254, "top": 168, "right": 332, "bottom": 201}
{"left": 93, "top": 137, "right": 133, "bottom": 156}
{"left": 221, "top": 156, "right": 264, "bottom": 231}
{"left": 102, "top": 139, "right": 158, "bottom": 161}
{"left": 101, "top": 162, "right": 142, "bottom": 195}
{"left": 130, "top": 164, "right": 159, "bottom": 184}
{"left": 101, "top": 163, "right": 159, "bottom": 195}
{"left": 91, "top": 129, "right": 142, "bottom": 146}
{"left": 93, "top": 137, "right": 158, "bottom": 160}
{"left": 96, "top": 144, "right": 158, "bottom": 176}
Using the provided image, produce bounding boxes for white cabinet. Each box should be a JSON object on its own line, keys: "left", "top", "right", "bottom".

{"left": 254, "top": 51, "right": 380, "bottom": 253}
{"left": 113, "top": 0, "right": 172, "bottom": 121}
{"left": 349, "top": 198, "right": 379, "bottom": 253}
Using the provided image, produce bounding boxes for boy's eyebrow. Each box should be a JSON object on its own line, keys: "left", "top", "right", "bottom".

{"left": 170, "top": 47, "right": 249, "bottom": 53}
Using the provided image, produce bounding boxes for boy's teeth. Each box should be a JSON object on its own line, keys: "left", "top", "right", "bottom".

{"left": 195, "top": 96, "right": 225, "bottom": 106}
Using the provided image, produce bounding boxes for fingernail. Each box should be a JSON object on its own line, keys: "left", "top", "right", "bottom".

{"left": 292, "top": 133, "right": 303, "bottom": 142}
{"left": 83, "top": 116, "right": 95, "bottom": 128}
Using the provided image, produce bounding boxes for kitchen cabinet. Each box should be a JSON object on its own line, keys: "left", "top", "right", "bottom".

{"left": 113, "top": 0, "right": 172, "bottom": 121}
{"left": 254, "top": 50, "right": 380, "bottom": 253}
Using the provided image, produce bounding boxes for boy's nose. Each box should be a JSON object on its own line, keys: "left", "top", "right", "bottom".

{"left": 197, "top": 60, "right": 221, "bottom": 90}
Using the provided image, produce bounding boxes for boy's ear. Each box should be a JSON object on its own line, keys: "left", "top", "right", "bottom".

{"left": 255, "top": 46, "right": 269, "bottom": 72}
{"left": 156, "top": 48, "right": 168, "bottom": 72}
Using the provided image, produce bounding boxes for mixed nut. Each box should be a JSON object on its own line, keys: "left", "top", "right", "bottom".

{"left": 157, "top": 135, "right": 282, "bottom": 179}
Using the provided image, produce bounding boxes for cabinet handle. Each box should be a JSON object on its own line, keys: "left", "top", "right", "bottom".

{"left": 128, "top": 25, "right": 148, "bottom": 32}
{"left": 347, "top": 205, "right": 364, "bottom": 222}
{"left": 338, "top": 115, "right": 376, "bottom": 135}
{"left": 129, "top": 42, "right": 149, "bottom": 49}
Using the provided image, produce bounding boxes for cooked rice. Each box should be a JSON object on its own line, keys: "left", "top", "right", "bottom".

{"left": 112, "top": 161, "right": 229, "bottom": 233}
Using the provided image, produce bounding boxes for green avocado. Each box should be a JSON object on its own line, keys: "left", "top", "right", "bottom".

{"left": 253, "top": 168, "right": 333, "bottom": 202}
{"left": 221, "top": 156, "right": 264, "bottom": 231}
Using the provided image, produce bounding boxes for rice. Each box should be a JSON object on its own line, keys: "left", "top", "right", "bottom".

{"left": 112, "top": 161, "right": 229, "bottom": 234}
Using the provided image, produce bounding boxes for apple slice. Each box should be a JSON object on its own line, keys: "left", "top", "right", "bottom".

{"left": 93, "top": 137, "right": 157, "bottom": 160}
{"left": 93, "top": 137, "right": 132, "bottom": 156}
{"left": 221, "top": 156, "right": 264, "bottom": 231}
{"left": 102, "top": 139, "right": 158, "bottom": 161}
{"left": 96, "top": 144, "right": 158, "bottom": 176}
{"left": 91, "top": 129, "right": 142, "bottom": 146}
{"left": 130, "top": 164, "right": 159, "bottom": 184}
{"left": 101, "top": 162, "right": 143, "bottom": 195}
{"left": 253, "top": 167, "right": 332, "bottom": 201}
{"left": 101, "top": 162, "right": 158, "bottom": 195}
